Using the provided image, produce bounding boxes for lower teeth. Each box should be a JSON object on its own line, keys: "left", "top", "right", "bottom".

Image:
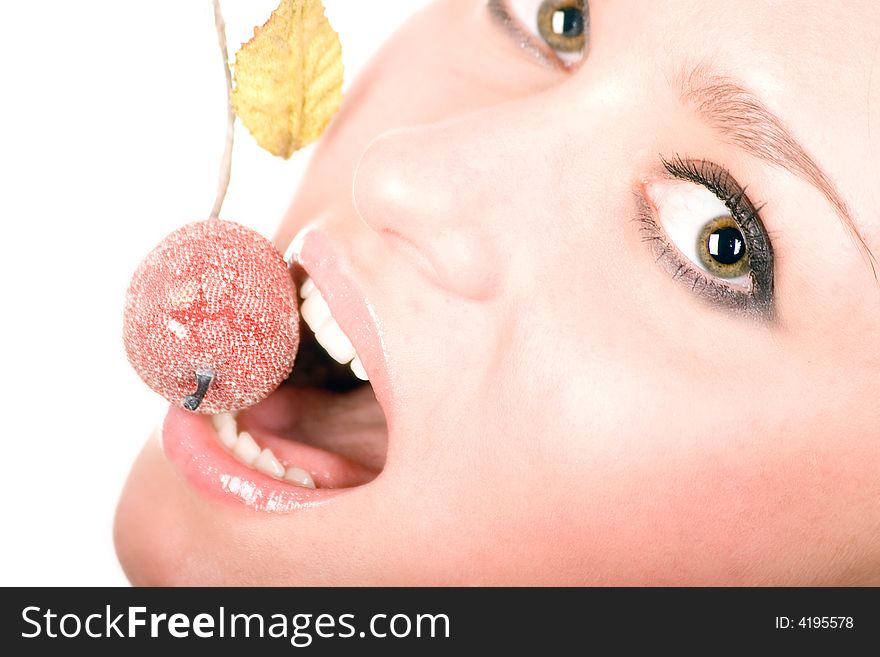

{"left": 212, "top": 275, "right": 369, "bottom": 489}
{"left": 211, "top": 413, "right": 316, "bottom": 489}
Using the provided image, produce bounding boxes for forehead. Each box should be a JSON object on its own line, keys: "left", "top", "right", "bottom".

{"left": 594, "top": 0, "right": 880, "bottom": 241}
{"left": 602, "top": 0, "right": 879, "bottom": 96}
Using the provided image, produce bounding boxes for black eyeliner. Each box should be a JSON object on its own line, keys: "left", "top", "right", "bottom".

{"left": 486, "top": 0, "right": 556, "bottom": 69}
{"left": 637, "top": 157, "right": 775, "bottom": 319}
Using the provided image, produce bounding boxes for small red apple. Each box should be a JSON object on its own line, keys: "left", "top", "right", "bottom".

{"left": 123, "top": 219, "right": 299, "bottom": 414}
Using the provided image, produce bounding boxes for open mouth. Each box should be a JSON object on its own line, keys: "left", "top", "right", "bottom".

{"left": 161, "top": 230, "right": 390, "bottom": 512}
{"left": 216, "top": 268, "right": 387, "bottom": 489}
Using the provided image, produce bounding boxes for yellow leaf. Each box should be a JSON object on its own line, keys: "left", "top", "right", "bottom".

{"left": 232, "top": 0, "right": 343, "bottom": 159}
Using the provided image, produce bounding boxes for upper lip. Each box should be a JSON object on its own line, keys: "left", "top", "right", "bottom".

{"left": 288, "top": 224, "right": 395, "bottom": 430}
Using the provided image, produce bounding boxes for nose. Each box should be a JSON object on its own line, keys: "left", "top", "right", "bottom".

{"left": 352, "top": 116, "right": 516, "bottom": 300}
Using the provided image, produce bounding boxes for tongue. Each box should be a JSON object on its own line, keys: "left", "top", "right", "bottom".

{"left": 237, "top": 384, "right": 387, "bottom": 482}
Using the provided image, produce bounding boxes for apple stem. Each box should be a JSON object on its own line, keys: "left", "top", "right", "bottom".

{"left": 209, "top": 0, "right": 234, "bottom": 220}
{"left": 183, "top": 367, "right": 215, "bottom": 411}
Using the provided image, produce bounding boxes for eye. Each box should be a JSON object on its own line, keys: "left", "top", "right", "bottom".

{"left": 645, "top": 180, "right": 751, "bottom": 286}
{"left": 535, "top": 0, "right": 587, "bottom": 57}
{"left": 638, "top": 158, "right": 775, "bottom": 316}
{"left": 488, "top": 0, "right": 589, "bottom": 69}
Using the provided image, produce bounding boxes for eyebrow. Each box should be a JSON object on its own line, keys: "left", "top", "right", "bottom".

{"left": 677, "top": 64, "right": 877, "bottom": 280}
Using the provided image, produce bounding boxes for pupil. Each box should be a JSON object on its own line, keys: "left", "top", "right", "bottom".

{"left": 552, "top": 8, "right": 584, "bottom": 36}
{"left": 707, "top": 226, "right": 745, "bottom": 265}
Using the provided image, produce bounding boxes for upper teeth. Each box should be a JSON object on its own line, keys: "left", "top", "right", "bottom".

{"left": 300, "top": 277, "right": 369, "bottom": 381}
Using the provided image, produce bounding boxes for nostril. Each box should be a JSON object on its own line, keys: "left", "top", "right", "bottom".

{"left": 379, "top": 226, "right": 442, "bottom": 282}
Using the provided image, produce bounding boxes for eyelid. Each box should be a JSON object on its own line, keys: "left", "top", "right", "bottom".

{"left": 486, "top": 0, "right": 579, "bottom": 71}
{"left": 635, "top": 192, "right": 758, "bottom": 315}
{"left": 643, "top": 178, "right": 751, "bottom": 290}
{"left": 635, "top": 159, "right": 776, "bottom": 320}
{"left": 660, "top": 157, "right": 774, "bottom": 305}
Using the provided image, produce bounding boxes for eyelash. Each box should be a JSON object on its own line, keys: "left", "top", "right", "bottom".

{"left": 487, "top": 0, "right": 586, "bottom": 71}
{"left": 485, "top": 3, "right": 774, "bottom": 316}
{"left": 635, "top": 156, "right": 775, "bottom": 317}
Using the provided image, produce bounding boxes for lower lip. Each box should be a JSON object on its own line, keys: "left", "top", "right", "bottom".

{"left": 161, "top": 406, "right": 343, "bottom": 513}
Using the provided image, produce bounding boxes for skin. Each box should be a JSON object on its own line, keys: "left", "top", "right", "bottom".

{"left": 115, "top": 0, "right": 880, "bottom": 585}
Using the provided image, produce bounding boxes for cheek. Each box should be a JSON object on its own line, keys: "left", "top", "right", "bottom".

{"left": 485, "top": 324, "right": 879, "bottom": 583}
{"left": 466, "top": 237, "right": 874, "bottom": 583}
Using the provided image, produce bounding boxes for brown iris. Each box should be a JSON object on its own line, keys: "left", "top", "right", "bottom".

{"left": 537, "top": 0, "right": 586, "bottom": 53}
{"left": 696, "top": 216, "right": 750, "bottom": 278}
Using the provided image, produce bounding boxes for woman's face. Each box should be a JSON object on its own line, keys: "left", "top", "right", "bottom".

{"left": 116, "top": 0, "right": 880, "bottom": 584}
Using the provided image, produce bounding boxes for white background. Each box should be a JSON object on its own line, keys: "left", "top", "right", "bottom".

{"left": 0, "top": 0, "right": 431, "bottom": 586}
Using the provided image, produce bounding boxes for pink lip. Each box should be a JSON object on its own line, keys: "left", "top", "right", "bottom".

{"left": 161, "top": 407, "right": 342, "bottom": 512}
{"left": 292, "top": 226, "right": 392, "bottom": 408}
{"left": 160, "top": 227, "right": 393, "bottom": 513}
